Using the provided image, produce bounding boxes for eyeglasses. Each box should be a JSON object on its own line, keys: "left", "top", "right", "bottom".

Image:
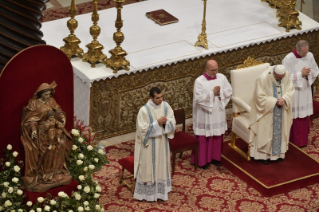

{"left": 206, "top": 67, "right": 218, "bottom": 72}
{"left": 297, "top": 49, "right": 309, "bottom": 57}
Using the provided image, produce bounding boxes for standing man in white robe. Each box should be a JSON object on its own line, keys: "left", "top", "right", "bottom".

{"left": 249, "top": 65, "right": 294, "bottom": 165}
{"left": 191, "top": 59, "right": 232, "bottom": 169}
{"left": 282, "top": 40, "right": 319, "bottom": 147}
{"left": 134, "top": 87, "right": 176, "bottom": 201}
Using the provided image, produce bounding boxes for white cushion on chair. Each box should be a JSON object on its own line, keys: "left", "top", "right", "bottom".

{"left": 232, "top": 113, "right": 250, "bottom": 143}
{"left": 231, "top": 63, "right": 270, "bottom": 113}
{"left": 230, "top": 62, "right": 270, "bottom": 144}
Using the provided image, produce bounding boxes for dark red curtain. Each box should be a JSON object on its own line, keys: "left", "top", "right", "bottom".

{"left": 0, "top": 45, "right": 74, "bottom": 174}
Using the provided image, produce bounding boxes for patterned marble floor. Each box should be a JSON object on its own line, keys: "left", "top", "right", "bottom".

{"left": 46, "top": 0, "right": 318, "bottom": 22}
{"left": 46, "top": 0, "right": 92, "bottom": 10}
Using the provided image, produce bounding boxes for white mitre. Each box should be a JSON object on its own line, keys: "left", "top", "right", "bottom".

{"left": 273, "top": 65, "right": 286, "bottom": 74}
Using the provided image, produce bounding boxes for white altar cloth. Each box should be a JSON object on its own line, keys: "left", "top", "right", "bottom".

{"left": 42, "top": 0, "right": 319, "bottom": 125}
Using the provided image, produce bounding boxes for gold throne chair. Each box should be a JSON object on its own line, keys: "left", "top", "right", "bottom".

{"left": 229, "top": 57, "right": 270, "bottom": 161}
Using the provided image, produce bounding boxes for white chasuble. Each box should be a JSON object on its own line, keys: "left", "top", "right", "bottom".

{"left": 249, "top": 67, "right": 294, "bottom": 160}
{"left": 193, "top": 73, "right": 232, "bottom": 137}
{"left": 134, "top": 100, "right": 176, "bottom": 201}
{"left": 282, "top": 52, "right": 319, "bottom": 119}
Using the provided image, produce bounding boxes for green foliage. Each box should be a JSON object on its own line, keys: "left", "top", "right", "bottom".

{"left": 0, "top": 146, "right": 26, "bottom": 211}
{"left": 0, "top": 124, "right": 108, "bottom": 212}
{"left": 67, "top": 130, "right": 109, "bottom": 180}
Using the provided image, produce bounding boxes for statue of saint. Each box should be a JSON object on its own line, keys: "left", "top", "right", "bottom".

{"left": 21, "top": 81, "right": 73, "bottom": 192}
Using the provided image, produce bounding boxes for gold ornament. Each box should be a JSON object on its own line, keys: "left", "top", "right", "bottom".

{"left": 104, "top": 0, "right": 130, "bottom": 74}
{"left": 60, "top": 0, "right": 83, "bottom": 60}
{"left": 89, "top": 31, "right": 319, "bottom": 140}
{"left": 194, "top": 0, "right": 208, "bottom": 50}
{"left": 82, "top": 0, "right": 107, "bottom": 68}
{"left": 278, "top": 0, "right": 302, "bottom": 32}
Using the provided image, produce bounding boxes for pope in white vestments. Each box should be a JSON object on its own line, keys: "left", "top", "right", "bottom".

{"left": 134, "top": 87, "right": 176, "bottom": 201}
{"left": 282, "top": 40, "right": 319, "bottom": 147}
{"left": 249, "top": 65, "right": 294, "bottom": 165}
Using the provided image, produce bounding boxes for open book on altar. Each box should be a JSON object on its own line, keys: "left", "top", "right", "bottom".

{"left": 146, "top": 9, "right": 179, "bottom": 25}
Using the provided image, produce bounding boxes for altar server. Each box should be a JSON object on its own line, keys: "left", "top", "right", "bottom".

{"left": 249, "top": 65, "right": 294, "bottom": 164}
{"left": 134, "top": 87, "right": 176, "bottom": 201}
{"left": 282, "top": 40, "right": 319, "bottom": 147}
{"left": 191, "top": 60, "right": 232, "bottom": 169}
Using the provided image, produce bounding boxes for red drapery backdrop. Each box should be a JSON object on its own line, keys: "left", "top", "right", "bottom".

{"left": 0, "top": 45, "right": 74, "bottom": 175}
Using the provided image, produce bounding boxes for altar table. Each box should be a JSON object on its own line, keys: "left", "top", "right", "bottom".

{"left": 42, "top": 0, "right": 319, "bottom": 139}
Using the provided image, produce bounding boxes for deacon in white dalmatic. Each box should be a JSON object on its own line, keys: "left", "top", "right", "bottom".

{"left": 282, "top": 40, "right": 319, "bottom": 147}
{"left": 134, "top": 87, "right": 176, "bottom": 201}
{"left": 249, "top": 65, "right": 294, "bottom": 165}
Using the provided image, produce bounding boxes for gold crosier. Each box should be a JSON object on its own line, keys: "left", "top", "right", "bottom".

{"left": 194, "top": 0, "right": 208, "bottom": 49}
{"left": 104, "top": 0, "right": 130, "bottom": 73}
{"left": 60, "top": 0, "right": 84, "bottom": 59}
{"left": 82, "top": 0, "right": 107, "bottom": 68}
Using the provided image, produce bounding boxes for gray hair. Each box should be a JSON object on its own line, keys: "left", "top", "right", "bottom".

{"left": 296, "top": 40, "right": 309, "bottom": 51}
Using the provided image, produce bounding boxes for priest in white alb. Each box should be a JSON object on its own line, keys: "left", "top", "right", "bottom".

{"left": 282, "top": 40, "right": 319, "bottom": 147}
{"left": 191, "top": 59, "right": 232, "bottom": 169}
{"left": 249, "top": 65, "right": 294, "bottom": 165}
{"left": 134, "top": 87, "right": 176, "bottom": 201}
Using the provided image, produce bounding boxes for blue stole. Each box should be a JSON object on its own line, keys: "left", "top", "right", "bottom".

{"left": 143, "top": 101, "right": 172, "bottom": 183}
{"left": 272, "top": 81, "right": 283, "bottom": 155}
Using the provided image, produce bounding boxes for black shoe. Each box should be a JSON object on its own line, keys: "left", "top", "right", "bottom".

{"left": 199, "top": 164, "right": 209, "bottom": 170}
{"left": 262, "top": 160, "right": 269, "bottom": 165}
{"left": 278, "top": 158, "right": 284, "bottom": 162}
{"left": 211, "top": 159, "right": 221, "bottom": 166}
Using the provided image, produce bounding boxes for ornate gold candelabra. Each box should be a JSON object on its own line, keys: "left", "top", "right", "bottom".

{"left": 104, "top": 0, "right": 130, "bottom": 74}
{"left": 60, "top": 0, "right": 83, "bottom": 59}
{"left": 195, "top": 0, "right": 208, "bottom": 50}
{"left": 278, "top": 0, "right": 302, "bottom": 32}
{"left": 262, "top": 0, "right": 302, "bottom": 33}
{"left": 261, "top": 0, "right": 280, "bottom": 8}
{"left": 82, "top": 0, "right": 107, "bottom": 68}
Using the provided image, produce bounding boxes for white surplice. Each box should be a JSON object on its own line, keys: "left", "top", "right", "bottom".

{"left": 134, "top": 99, "right": 176, "bottom": 201}
{"left": 249, "top": 67, "right": 295, "bottom": 160}
{"left": 193, "top": 73, "right": 232, "bottom": 137}
{"left": 282, "top": 52, "right": 319, "bottom": 119}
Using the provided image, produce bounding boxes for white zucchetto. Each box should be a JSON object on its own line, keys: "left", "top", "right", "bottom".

{"left": 274, "top": 65, "right": 286, "bottom": 74}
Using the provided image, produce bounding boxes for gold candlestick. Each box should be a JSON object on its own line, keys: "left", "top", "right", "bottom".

{"left": 82, "top": 0, "right": 107, "bottom": 68}
{"left": 278, "top": 0, "right": 302, "bottom": 32}
{"left": 60, "top": 0, "right": 83, "bottom": 60}
{"left": 195, "top": 0, "right": 208, "bottom": 50}
{"left": 104, "top": 0, "right": 130, "bottom": 74}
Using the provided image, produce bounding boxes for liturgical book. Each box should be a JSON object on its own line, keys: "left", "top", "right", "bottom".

{"left": 146, "top": 9, "right": 179, "bottom": 25}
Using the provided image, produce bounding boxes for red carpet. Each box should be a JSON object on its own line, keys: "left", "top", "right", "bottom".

{"left": 222, "top": 139, "right": 319, "bottom": 197}
{"left": 42, "top": 0, "right": 143, "bottom": 22}
{"left": 93, "top": 115, "right": 319, "bottom": 211}
{"left": 312, "top": 97, "right": 319, "bottom": 119}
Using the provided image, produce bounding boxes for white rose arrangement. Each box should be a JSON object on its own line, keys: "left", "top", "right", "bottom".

{"left": 16, "top": 189, "right": 23, "bottom": 196}
{"left": 37, "top": 197, "right": 45, "bottom": 203}
{"left": 12, "top": 177, "right": 19, "bottom": 183}
{"left": 12, "top": 151, "right": 18, "bottom": 157}
{"left": 72, "top": 145, "right": 78, "bottom": 150}
{"left": 83, "top": 186, "right": 90, "bottom": 193}
{"left": 7, "top": 144, "right": 12, "bottom": 150}
{"left": 0, "top": 120, "right": 108, "bottom": 212}
{"left": 13, "top": 165, "right": 20, "bottom": 172}
{"left": 71, "top": 129, "right": 80, "bottom": 136}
